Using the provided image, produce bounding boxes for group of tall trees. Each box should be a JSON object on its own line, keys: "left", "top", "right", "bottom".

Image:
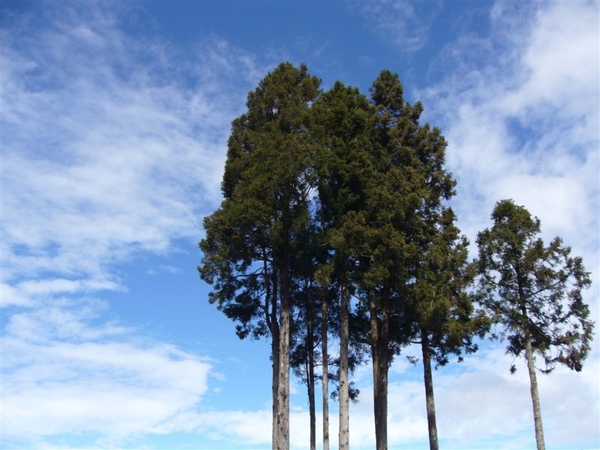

{"left": 199, "top": 63, "right": 594, "bottom": 450}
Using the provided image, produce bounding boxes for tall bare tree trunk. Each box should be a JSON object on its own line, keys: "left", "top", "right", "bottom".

{"left": 272, "top": 328, "right": 280, "bottom": 448}
{"left": 338, "top": 279, "right": 350, "bottom": 450}
{"left": 421, "top": 328, "right": 439, "bottom": 450}
{"left": 321, "top": 289, "right": 330, "bottom": 450}
{"left": 319, "top": 211, "right": 330, "bottom": 450}
{"left": 307, "top": 303, "right": 316, "bottom": 450}
{"left": 370, "top": 292, "right": 389, "bottom": 450}
{"left": 308, "top": 366, "right": 316, "bottom": 450}
{"left": 275, "top": 269, "right": 291, "bottom": 450}
{"left": 520, "top": 288, "right": 545, "bottom": 450}
{"left": 268, "top": 265, "right": 280, "bottom": 449}
{"left": 525, "top": 335, "right": 545, "bottom": 450}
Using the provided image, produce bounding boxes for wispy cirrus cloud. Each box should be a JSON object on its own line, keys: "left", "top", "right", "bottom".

{"left": 2, "top": 295, "right": 213, "bottom": 448}
{"left": 1, "top": 2, "right": 260, "bottom": 303}
{"left": 1, "top": 2, "right": 262, "bottom": 447}
{"left": 356, "top": 0, "right": 440, "bottom": 53}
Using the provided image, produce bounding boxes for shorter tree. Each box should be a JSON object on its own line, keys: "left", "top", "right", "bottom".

{"left": 475, "top": 199, "right": 594, "bottom": 450}
{"left": 408, "top": 209, "right": 490, "bottom": 450}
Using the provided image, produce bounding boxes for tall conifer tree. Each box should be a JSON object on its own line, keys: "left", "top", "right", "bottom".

{"left": 364, "top": 70, "right": 488, "bottom": 450}
{"left": 408, "top": 209, "right": 489, "bottom": 450}
{"left": 199, "top": 63, "right": 320, "bottom": 450}
{"left": 476, "top": 199, "right": 594, "bottom": 450}
{"left": 312, "top": 81, "right": 376, "bottom": 450}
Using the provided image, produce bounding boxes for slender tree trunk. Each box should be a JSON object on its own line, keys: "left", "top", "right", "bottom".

{"left": 275, "top": 268, "right": 291, "bottom": 450}
{"left": 525, "top": 335, "right": 545, "bottom": 450}
{"left": 321, "top": 288, "right": 330, "bottom": 450}
{"left": 519, "top": 283, "right": 545, "bottom": 450}
{"left": 421, "top": 328, "right": 439, "bottom": 450}
{"left": 272, "top": 328, "right": 280, "bottom": 449}
{"left": 369, "top": 291, "right": 388, "bottom": 450}
{"left": 307, "top": 303, "right": 316, "bottom": 450}
{"left": 319, "top": 211, "right": 330, "bottom": 450}
{"left": 269, "top": 268, "right": 280, "bottom": 449}
{"left": 338, "top": 278, "right": 350, "bottom": 450}
{"left": 308, "top": 369, "right": 316, "bottom": 450}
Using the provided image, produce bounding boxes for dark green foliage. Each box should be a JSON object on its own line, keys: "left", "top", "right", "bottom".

{"left": 409, "top": 208, "right": 490, "bottom": 367}
{"left": 199, "top": 62, "right": 321, "bottom": 450}
{"left": 311, "top": 81, "right": 378, "bottom": 450}
{"left": 200, "top": 64, "right": 496, "bottom": 450}
{"left": 200, "top": 62, "right": 320, "bottom": 339}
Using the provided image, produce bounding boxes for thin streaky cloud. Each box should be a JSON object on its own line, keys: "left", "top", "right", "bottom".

{"left": 1, "top": 3, "right": 260, "bottom": 301}
{"left": 2, "top": 296, "right": 212, "bottom": 445}
{"left": 0, "top": 3, "right": 261, "bottom": 449}
{"left": 355, "top": 0, "right": 439, "bottom": 53}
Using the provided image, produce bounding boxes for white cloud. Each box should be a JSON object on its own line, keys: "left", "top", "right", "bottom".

{"left": 423, "top": 1, "right": 599, "bottom": 244}
{"left": 1, "top": 2, "right": 260, "bottom": 301}
{"left": 431, "top": 345, "right": 599, "bottom": 449}
{"left": 175, "top": 345, "right": 597, "bottom": 449}
{"left": 2, "top": 296, "right": 212, "bottom": 448}
{"left": 356, "top": 0, "right": 440, "bottom": 53}
{"left": 0, "top": 3, "right": 262, "bottom": 448}
{"left": 505, "top": 1, "right": 599, "bottom": 119}
{"left": 0, "top": 283, "right": 33, "bottom": 308}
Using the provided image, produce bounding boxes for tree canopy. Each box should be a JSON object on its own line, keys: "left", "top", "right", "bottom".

{"left": 475, "top": 199, "right": 594, "bottom": 450}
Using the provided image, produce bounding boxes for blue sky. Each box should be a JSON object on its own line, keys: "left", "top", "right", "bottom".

{"left": 1, "top": 1, "right": 598, "bottom": 449}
